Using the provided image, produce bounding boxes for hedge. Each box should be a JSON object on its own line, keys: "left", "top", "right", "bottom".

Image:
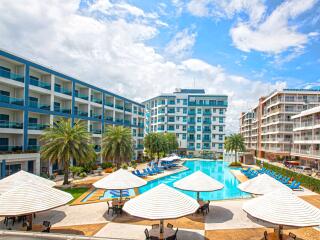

{"left": 256, "top": 160, "right": 320, "bottom": 193}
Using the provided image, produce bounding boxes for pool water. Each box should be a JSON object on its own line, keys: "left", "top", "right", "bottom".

{"left": 138, "top": 160, "right": 250, "bottom": 201}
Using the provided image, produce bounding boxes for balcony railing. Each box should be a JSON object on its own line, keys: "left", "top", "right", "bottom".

{"left": 0, "top": 68, "right": 24, "bottom": 83}
{"left": 0, "top": 121, "right": 23, "bottom": 129}
{"left": 188, "top": 111, "right": 196, "bottom": 115}
{"left": 135, "top": 144, "right": 144, "bottom": 150}
{"left": 203, "top": 111, "right": 211, "bottom": 115}
{"left": 115, "top": 119, "right": 124, "bottom": 124}
{"left": 203, "top": 129, "right": 211, "bottom": 133}
{"left": 125, "top": 107, "right": 132, "bottom": 112}
{"left": 27, "top": 145, "right": 40, "bottom": 152}
{"left": 91, "top": 129, "right": 102, "bottom": 134}
{"left": 54, "top": 107, "right": 71, "bottom": 114}
{"left": 75, "top": 110, "right": 88, "bottom": 117}
{"left": 29, "top": 100, "right": 50, "bottom": 110}
{"left": 54, "top": 85, "right": 72, "bottom": 95}
{"left": 203, "top": 120, "right": 211, "bottom": 124}
{"left": 28, "top": 123, "right": 49, "bottom": 130}
{"left": 91, "top": 113, "right": 102, "bottom": 119}
{"left": 91, "top": 96, "right": 102, "bottom": 104}
{"left": 187, "top": 128, "right": 195, "bottom": 132}
{"left": 0, "top": 145, "right": 23, "bottom": 152}
{"left": 75, "top": 93, "right": 89, "bottom": 101}
{"left": 138, "top": 123, "right": 144, "bottom": 128}
{"left": 124, "top": 120, "right": 131, "bottom": 125}
{"left": 137, "top": 133, "right": 144, "bottom": 137}
{"left": 30, "top": 79, "right": 51, "bottom": 90}
{"left": 202, "top": 138, "right": 211, "bottom": 142}
{"left": 138, "top": 111, "right": 144, "bottom": 116}
{"left": 115, "top": 104, "right": 124, "bottom": 110}
{"left": 105, "top": 116, "right": 113, "bottom": 122}
{"left": 188, "top": 146, "right": 195, "bottom": 150}
{"left": 0, "top": 95, "right": 24, "bottom": 106}
{"left": 105, "top": 101, "right": 114, "bottom": 107}
{"left": 188, "top": 120, "right": 195, "bottom": 124}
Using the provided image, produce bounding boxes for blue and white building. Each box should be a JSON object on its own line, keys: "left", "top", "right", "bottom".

{"left": 0, "top": 49, "right": 145, "bottom": 178}
{"left": 143, "top": 89, "right": 228, "bottom": 156}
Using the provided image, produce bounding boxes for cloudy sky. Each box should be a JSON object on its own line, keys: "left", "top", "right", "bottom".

{"left": 1, "top": 0, "right": 319, "bottom": 133}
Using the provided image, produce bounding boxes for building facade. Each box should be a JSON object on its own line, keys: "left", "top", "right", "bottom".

{"left": 291, "top": 106, "right": 320, "bottom": 169}
{"left": 0, "top": 49, "right": 145, "bottom": 178}
{"left": 143, "top": 89, "right": 228, "bottom": 156}
{"left": 240, "top": 89, "right": 320, "bottom": 164}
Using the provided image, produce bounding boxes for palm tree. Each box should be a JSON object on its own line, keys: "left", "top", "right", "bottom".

{"left": 101, "top": 125, "right": 133, "bottom": 169}
{"left": 40, "top": 118, "right": 95, "bottom": 185}
{"left": 164, "top": 133, "right": 179, "bottom": 154}
{"left": 224, "top": 134, "right": 246, "bottom": 163}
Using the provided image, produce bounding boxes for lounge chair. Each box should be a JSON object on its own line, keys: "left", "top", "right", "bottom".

{"left": 200, "top": 203, "right": 210, "bottom": 215}
{"left": 147, "top": 168, "right": 157, "bottom": 175}
{"left": 136, "top": 169, "right": 147, "bottom": 177}
{"left": 290, "top": 182, "right": 302, "bottom": 191}
{"left": 289, "top": 232, "right": 296, "bottom": 240}
{"left": 152, "top": 224, "right": 159, "bottom": 229}
{"left": 263, "top": 230, "right": 268, "bottom": 240}
{"left": 42, "top": 221, "right": 51, "bottom": 233}
{"left": 167, "top": 223, "right": 173, "bottom": 229}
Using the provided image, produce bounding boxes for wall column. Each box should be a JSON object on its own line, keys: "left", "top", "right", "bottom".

{"left": 23, "top": 64, "right": 30, "bottom": 151}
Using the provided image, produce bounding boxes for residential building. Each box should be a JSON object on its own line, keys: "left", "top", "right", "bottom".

{"left": 143, "top": 89, "right": 228, "bottom": 156}
{"left": 291, "top": 106, "right": 320, "bottom": 169}
{"left": 0, "top": 49, "right": 145, "bottom": 178}
{"left": 240, "top": 89, "right": 320, "bottom": 161}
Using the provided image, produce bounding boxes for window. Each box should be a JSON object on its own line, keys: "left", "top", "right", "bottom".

{"left": 219, "top": 109, "right": 224, "bottom": 114}
{"left": 54, "top": 102, "right": 60, "bottom": 111}
{"left": 197, "top": 117, "right": 201, "bottom": 123}
{"left": 197, "top": 126, "right": 201, "bottom": 131}
{"left": 30, "top": 75, "right": 39, "bottom": 81}
{"left": 219, "top": 143, "right": 223, "bottom": 149}
{"left": 219, "top": 126, "right": 223, "bottom": 132}
{"left": 0, "top": 114, "right": 9, "bottom": 122}
{"left": 28, "top": 138, "right": 37, "bottom": 146}
{"left": 182, "top": 125, "right": 186, "bottom": 131}
{"left": 197, "top": 134, "right": 201, "bottom": 140}
{"left": 219, "top": 135, "right": 223, "bottom": 141}
{"left": 212, "top": 109, "right": 216, "bottom": 113}
{"left": 212, "top": 117, "right": 216, "bottom": 121}
{"left": 196, "top": 143, "right": 200, "bottom": 148}
{"left": 0, "top": 66, "right": 11, "bottom": 78}
{"left": 183, "top": 116, "right": 187, "bottom": 122}
{"left": 197, "top": 108, "right": 202, "bottom": 114}
{"left": 219, "top": 117, "right": 224, "bottom": 123}
{"left": 183, "top": 108, "right": 187, "bottom": 114}
{"left": 183, "top": 99, "right": 187, "bottom": 105}
{"left": 176, "top": 125, "right": 179, "bottom": 129}
{"left": 29, "top": 117, "right": 38, "bottom": 124}
{"left": 182, "top": 134, "right": 186, "bottom": 140}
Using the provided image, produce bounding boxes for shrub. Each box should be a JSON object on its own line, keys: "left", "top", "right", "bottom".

{"left": 229, "top": 161, "right": 242, "bottom": 167}
{"left": 70, "top": 166, "right": 84, "bottom": 177}
{"left": 260, "top": 161, "right": 320, "bottom": 193}
{"left": 101, "top": 162, "right": 113, "bottom": 169}
{"left": 79, "top": 172, "right": 87, "bottom": 178}
{"left": 121, "top": 163, "right": 128, "bottom": 169}
{"left": 130, "top": 161, "right": 137, "bottom": 169}
{"left": 40, "top": 172, "right": 49, "bottom": 179}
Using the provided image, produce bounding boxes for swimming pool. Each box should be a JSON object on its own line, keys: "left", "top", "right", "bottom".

{"left": 139, "top": 160, "right": 250, "bottom": 200}
{"left": 81, "top": 160, "right": 250, "bottom": 203}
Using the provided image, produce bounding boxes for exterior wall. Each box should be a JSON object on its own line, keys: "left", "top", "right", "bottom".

{"left": 240, "top": 89, "right": 320, "bottom": 164}
{"left": 0, "top": 49, "right": 145, "bottom": 177}
{"left": 143, "top": 89, "right": 228, "bottom": 156}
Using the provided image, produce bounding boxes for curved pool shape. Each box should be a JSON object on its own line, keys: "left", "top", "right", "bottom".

{"left": 138, "top": 160, "right": 250, "bottom": 201}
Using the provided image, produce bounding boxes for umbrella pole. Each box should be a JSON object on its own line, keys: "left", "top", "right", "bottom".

{"left": 159, "top": 219, "right": 164, "bottom": 240}
{"left": 120, "top": 189, "right": 122, "bottom": 203}
{"left": 197, "top": 192, "right": 200, "bottom": 201}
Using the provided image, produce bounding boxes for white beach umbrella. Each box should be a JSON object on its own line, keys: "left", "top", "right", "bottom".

{"left": 0, "top": 170, "right": 55, "bottom": 195}
{"left": 123, "top": 184, "right": 199, "bottom": 238}
{"left": 243, "top": 189, "right": 320, "bottom": 239}
{"left": 174, "top": 171, "right": 224, "bottom": 200}
{"left": 0, "top": 181, "right": 73, "bottom": 217}
{"left": 93, "top": 169, "right": 147, "bottom": 200}
{"left": 238, "top": 174, "right": 291, "bottom": 195}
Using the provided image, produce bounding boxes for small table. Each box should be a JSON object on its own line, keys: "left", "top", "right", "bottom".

{"left": 149, "top": 227, "right": 175, "bottom": 239}
{"left": 261, "top": 233, "right": 292, "bottom": 240}
{"left": 112, "top": 200, "right": 126, "bottom": 207}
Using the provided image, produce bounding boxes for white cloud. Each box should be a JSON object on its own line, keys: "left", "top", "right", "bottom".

{"left": 165, "top": 28, "right": 197, "bottom": 59}
{"left": 0, "top": 0, "right": 286, "bottom": 133}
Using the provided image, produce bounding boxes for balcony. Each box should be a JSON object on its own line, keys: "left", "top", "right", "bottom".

{"left": 91, "top": 129, "right": 102, "bottom": 134}
{"left": 91, "top": 96, "right": 102, "bottom": 104}
{"left": 75, "top": 110, "right": 88, "bottom": 117}
{"left": 115, "top": 104, "right": 124, "bottom": 110}
{"left": 203, "top": 111, "right": 211, "bottom": 115}
{"left": 105, "top": 101, "right": 114, "bottom": 107}
{"left": 125, "top": 107, "right": 132, "bottom": 112}
{"left": 27, "top": 145, "right": 40, "bottom": 152}
{"left": 138, "top": 123, "right": 144, "bottom": 128}
{"left": 158, "top": 119, "right": 165, "bottom": 123}
{"left": 187, "top": 128, "right": 195, "bottom": 132}
{"left": 188, "top": 111, "right": 196, "bottom": 115}
{"left": 188, "top": 120, "right": 195, "bottom": 124}
{"left": 0, "top": 145, "right": 23, "bottom": 153}
{"left": 187, "top": 146, "right": 195, "bottom": 150}
{"left": 0, "top": 68, "right": 24, "bottom": 83}
{"left": 167, "top": 127, "right": 175, "bottom": 131}
{"left": 0, "top": 121, "right": 23, "bottom": 129}
{"left": 135, "top": 144, "right": 144, "bottom": 150}
{"left": 91, "top": 113, "right": 102, "bottom": 119}
{"left": 0, "top": 95, "right": 24, "bottom": 106}
{"left": 137, "top": 133, "right": 144, "bottom": 137}
{"left": 138, "top": 111, "right": 144, "bottom": 116}
{"left": 54, "top": 107, "right": 71, "bottom": 114}
{"left": 158, "top": 110, "right": 165, "bottom": 115}
{"left": 187, "top": 138, "right": 195, "bottom": 141}
{"left": 202, "top": 129, "right": 211, "bottom": 133}
{"left": 202, "top": 146, "right": 211, "bottom": 150}
{"left": 115, "top": 119, "right": 124, "bottom": 124}
{"left": 30, "top": 79, "right": 51, "bottom": 90}
{"left": 28, "top": 100, "right": 50, "bottom": 111}
{"left": 28, "top": 123, "right": 49, "bottom": 130}
{"left": 75, "top": 93, "right": 89, "bottom": 101}
{"left": 203, "top": 120, "right": 212, "bottom": 124}
{"left": 105, "top": 116, "right": 113, "bottom": 122}
{"left": 167, "top": 109, "right": 175, "bottom": 114}
{"left": 202, "top": 138, "right": 211, "bottom": 142}
{"left": 54, "top": 85, "right": 72, "bottom": 96}
{"left": 124, "top": 120, "right": 131, "bottom": 125}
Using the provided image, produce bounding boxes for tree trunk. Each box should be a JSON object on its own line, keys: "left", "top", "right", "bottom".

{"left": 63, "top": 160, "right": 69, "bottom": 185}
{"left": 234, "top": 150, "right": 237, "bottom": 163}
{"left": 116, "top": 157, "right": 120, "bottom": 170}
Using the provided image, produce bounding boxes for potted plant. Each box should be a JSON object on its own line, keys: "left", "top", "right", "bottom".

{"left": 102, "top": 162, "right": 114, "bottom": 173}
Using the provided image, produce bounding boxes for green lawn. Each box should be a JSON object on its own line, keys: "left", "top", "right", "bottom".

{"left": 62, "top": 187, "right": 89, "bottom": 202}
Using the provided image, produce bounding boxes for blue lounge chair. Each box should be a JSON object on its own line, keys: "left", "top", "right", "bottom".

{"left": 154, "top": 166, "right": 164, "bottom": 173}
{"left": 135, "top": 169, "right": 147, "bottom": 177}
{"left": 290, "top": 182, "right": 302, "bottom": 190}
{"left": 147, "top": 168, "right": 157, "bottom": 175}
{"left": 110, "top": 190, "right": 130, "bottom": 197}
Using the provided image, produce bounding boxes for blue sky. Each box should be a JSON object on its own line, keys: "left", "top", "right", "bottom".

{"left": 0, "top": 0, "right": 319, "bottom": 132}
